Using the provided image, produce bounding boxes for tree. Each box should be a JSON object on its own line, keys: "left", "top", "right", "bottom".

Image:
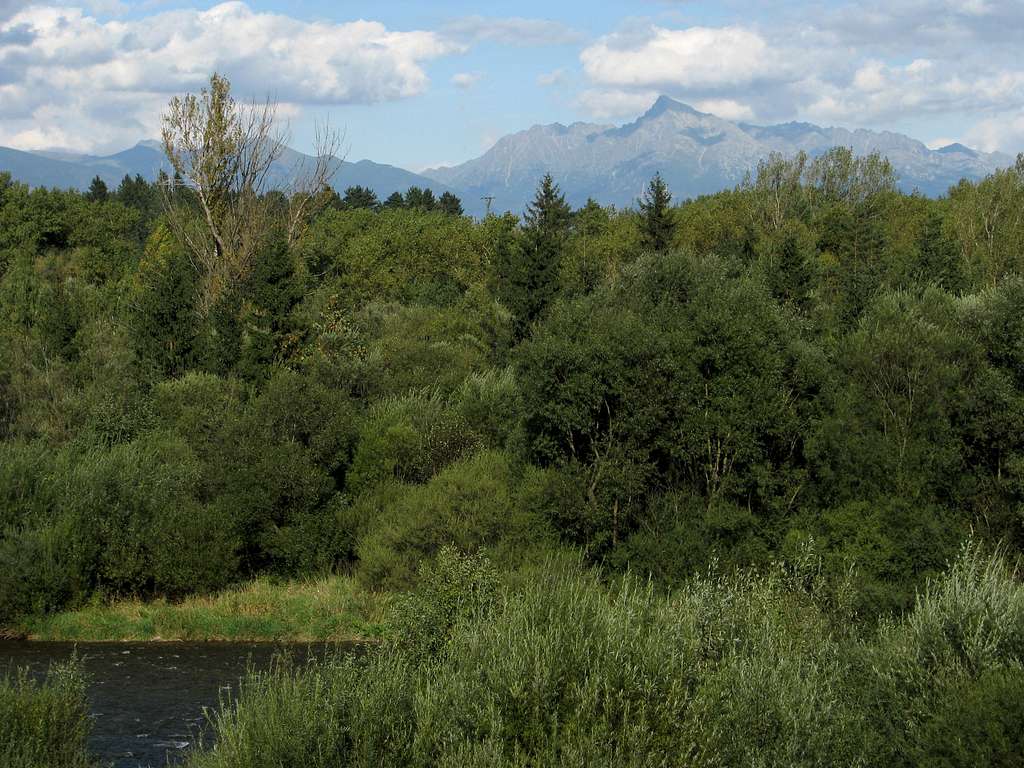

{"left": 437, "top": 191, "right": 464, "bottom": 216}
{"left": 405, "top": 186, "right": 437, "bottom": 211}
{"left": 86, "top": 175, "right": 108, "bottom": 203}
{"left": 341, "top": 185, "right": 380, "bottom": 211}
{"left": 639, "top": 172, "right": 674, "bottom": 252}
{"left": 494, "top": 174, "right": 571, "bottom": 334}
{"left": 159, "top": 72, "right": 341, "bottom": 314}
{"left": 383, "top": 191, "right": 406, "bottom": 209}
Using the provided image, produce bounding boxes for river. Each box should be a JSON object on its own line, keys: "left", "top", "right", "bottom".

{"left": 1, "top": 639, "right": 351, "bottom": 767}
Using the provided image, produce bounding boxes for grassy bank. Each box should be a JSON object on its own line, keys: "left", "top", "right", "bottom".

{"left": 16, "top": 576, "right": 387, "bottom": 642}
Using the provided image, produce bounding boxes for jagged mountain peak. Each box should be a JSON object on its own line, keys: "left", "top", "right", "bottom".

{"left": 421, "top": 99, "right": 1013, "bottom": 215}
{"left": 936, "top": 142, "right": 979, "bottom": 158}
{"left": 642, "top": 95, "right": 707, "bottom": 120}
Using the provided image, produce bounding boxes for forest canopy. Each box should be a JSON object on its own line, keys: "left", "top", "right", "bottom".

{"left": 2, "top": 76, "right": 1024, "bottom": 629}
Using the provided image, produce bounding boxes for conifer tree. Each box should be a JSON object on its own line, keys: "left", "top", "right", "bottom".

{"left": 495, "top": 173, "right": 571, "bottom": 335}
{"left": 86, "top": 175, "right": 108, "bottom": 203}
{"left": 639, "top": 172, "right": 674, "bottom": 252}
{"left": 437, "top": 191, "right": 464, "bottom": 216}
{"left": 405, "top": 187, "right": 437, "bottom": 211}
{"left": 383, "top": 191, "right": 406, "bottom": 209}
{"left": 340, "top": 185, "right": 380, "bottom": 211}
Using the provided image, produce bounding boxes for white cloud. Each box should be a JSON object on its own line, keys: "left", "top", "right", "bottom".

{"left": 576, "top": 88, "right": 659, "bottom": 121}
{"left": 451, "top": 71, "right": 482, "bottom": 89}
{"left": 965, "top": 112, "right": 1024, "bottom": 154}
{"left": 802, "top": 61, "right": 1024, "bottom": 127}
{"left": 443, "top": 15, "right": 581, "bottom": 47}
{"left": 0, "top": 1, "right": 461, "bottom": 152}
{"left": 537, "top": 68, "right": 567, "bottom": 87}
{"left": 693, "top": 98, "right": 754, "bottom": 121}
{"left": 581, "top": 25, "right": 780, "bottom": 90}
{"left": 574, "top": 9, "right": 1024, "bottom": 154}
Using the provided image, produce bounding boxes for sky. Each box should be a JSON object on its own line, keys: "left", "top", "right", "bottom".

{"left": 1, "top": 0, "right": 1023, "bottom": 169}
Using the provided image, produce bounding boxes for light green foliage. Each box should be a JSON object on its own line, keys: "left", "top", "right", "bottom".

{"left": 184, "top": 546, "right": 1024, "bottom": 767}
{"left": 561, "top": 202, "right": 643, "bottom": 296}
{"left": 299, "top": 207, "right": 486, "bottom": 308}
{"left": 355, "top": 451, "right": 551, "bottom": 590}
{"left": 389, "top": 546, "right": 499, "bottom": 660}
{"left": 948, "top": 163, "right": 1024, "bottom": 287}
{"left": 347, "top": 390, "right": 483, "bottom": 494}
{"left": 0, "top": 658, "right": 93, "bottom": 768}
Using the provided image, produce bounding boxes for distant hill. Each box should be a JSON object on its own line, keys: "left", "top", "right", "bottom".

{"left": 423, "top": 95, "right": 1014, "bottom": 214}
{"left": 0, "top": 140, "right": 454, "bottom": 203}
{"left": 4, "top": 100, "right": 1015, "bottom": 218}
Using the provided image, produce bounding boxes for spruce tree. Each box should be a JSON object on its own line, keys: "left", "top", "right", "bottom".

{"left": 340, "top": 185, "right": 380, "bottom": 211}
{"left": 86, "top": 175, "right": 108, "bottom": 203}
{"left": 639, "top": 172, "right": 674, "bottom": 252}
{"left": 383, "top": 191, "right": 406, "bottom": 209}
{"left": 437, "top": 191, "right": 464, "bottom": 216}
{"left": 496, "top": 173, "right": 571, "bottom": 335}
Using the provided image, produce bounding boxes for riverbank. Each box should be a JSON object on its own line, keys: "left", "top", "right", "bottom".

{"left": 11, "top": 576, "right": 387, "bottom": 642}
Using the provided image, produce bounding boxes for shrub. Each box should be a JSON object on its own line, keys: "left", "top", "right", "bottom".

{"left": 347, "top": 391, "right": 481, "bottom": 495}
{"left": 355, "top": 451, "right": 548, "bottom": 590}
{"left": 0, "top": 658, "right": 93, "bottom": 768}
{"left": 388, "top": 546, "right": 500, "bottom": 661}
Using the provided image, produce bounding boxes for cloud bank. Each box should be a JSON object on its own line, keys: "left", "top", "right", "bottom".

{"left": 577, "top": 0, "right": 1024, "bottom": 154}
{"left": 0, "top": 1, "right": 460, "bottom": 151}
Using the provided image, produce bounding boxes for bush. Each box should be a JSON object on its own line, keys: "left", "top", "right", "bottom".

{"left": 355, "top": 451, "right": 550, "bottom": 590}
{"left": 0, "top": 658, "right": 93, "bottom": 768}
{"left": 388, "top": 546, "right": 500, "bottom": 661}
{"left": 186, "top": 545, "right": 1024, "bottom": 768}
{"left": 347, "top": 391, "right": 481, "bottom": 494}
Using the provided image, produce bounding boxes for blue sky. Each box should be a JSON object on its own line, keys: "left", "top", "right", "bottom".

{"left": 1, "top": 0, "right": 1022, "bottom": 167}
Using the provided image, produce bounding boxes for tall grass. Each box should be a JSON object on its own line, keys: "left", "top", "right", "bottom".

{"left": 17, "top": 575, "right": 386, "bottom": 642}
{"left": 187, "top": 545, "right": 1024, "bottom": 768}
{"left": 0, "top": 657, "right": 94, "bottom": 768}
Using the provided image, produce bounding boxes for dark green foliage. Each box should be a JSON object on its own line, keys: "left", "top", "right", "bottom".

{"left": 129, "top": 223, "right": 199, "bottom": 377}
{"left": 7, "top": 152, "right": 1024, "bottom": 764}
{"left": 638, "top": 172, "right": 674, "bottom": 252}
{"left": 518, "top": 251, "right": 804, "bottom": 560}
{"left": 437, "top": 191, "right": 463, "bottom": 216}
{"left": 340, "top": 185, "right": 380, "bottom": 211}
{"left": 404, "top": 186, "right": 436, "bottom": 211}
{"left": 494, "top": 174, "right": 571, "bottom": 334}
{"left": 6, "top": 153, "right": 1024, "bottom": 703}
{"left": 383, "top": 191, "right": 405, "bottom": 209}
{"left": 85, "top": 175, "right": 108, "bottom": 203}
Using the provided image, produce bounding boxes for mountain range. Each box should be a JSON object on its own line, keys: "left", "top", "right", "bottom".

{"left": 0, "top": 140, "right": 454, "bottom": 204}
{"left": 1, "top": 96, "right": 1015, "bottom": 218}
{"left": 423, "top": 96, "right": 1014, "bottom": 214}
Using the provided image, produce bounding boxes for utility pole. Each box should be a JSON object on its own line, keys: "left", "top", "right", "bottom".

{"left": 481, "top": 195, "right": 495, "bottom": 216}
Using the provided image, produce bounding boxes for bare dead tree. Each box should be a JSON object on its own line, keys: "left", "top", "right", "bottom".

{"left": 159, "top": 73, "right": 342, "bottom": 315}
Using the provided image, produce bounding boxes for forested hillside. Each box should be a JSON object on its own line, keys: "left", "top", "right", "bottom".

{"left": 3, "top": 137, "right": 1024, "bottom": 627}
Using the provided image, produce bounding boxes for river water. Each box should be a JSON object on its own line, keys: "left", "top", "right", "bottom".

{"left": 1, "top": 640, "right": 351, "bottom": 768}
